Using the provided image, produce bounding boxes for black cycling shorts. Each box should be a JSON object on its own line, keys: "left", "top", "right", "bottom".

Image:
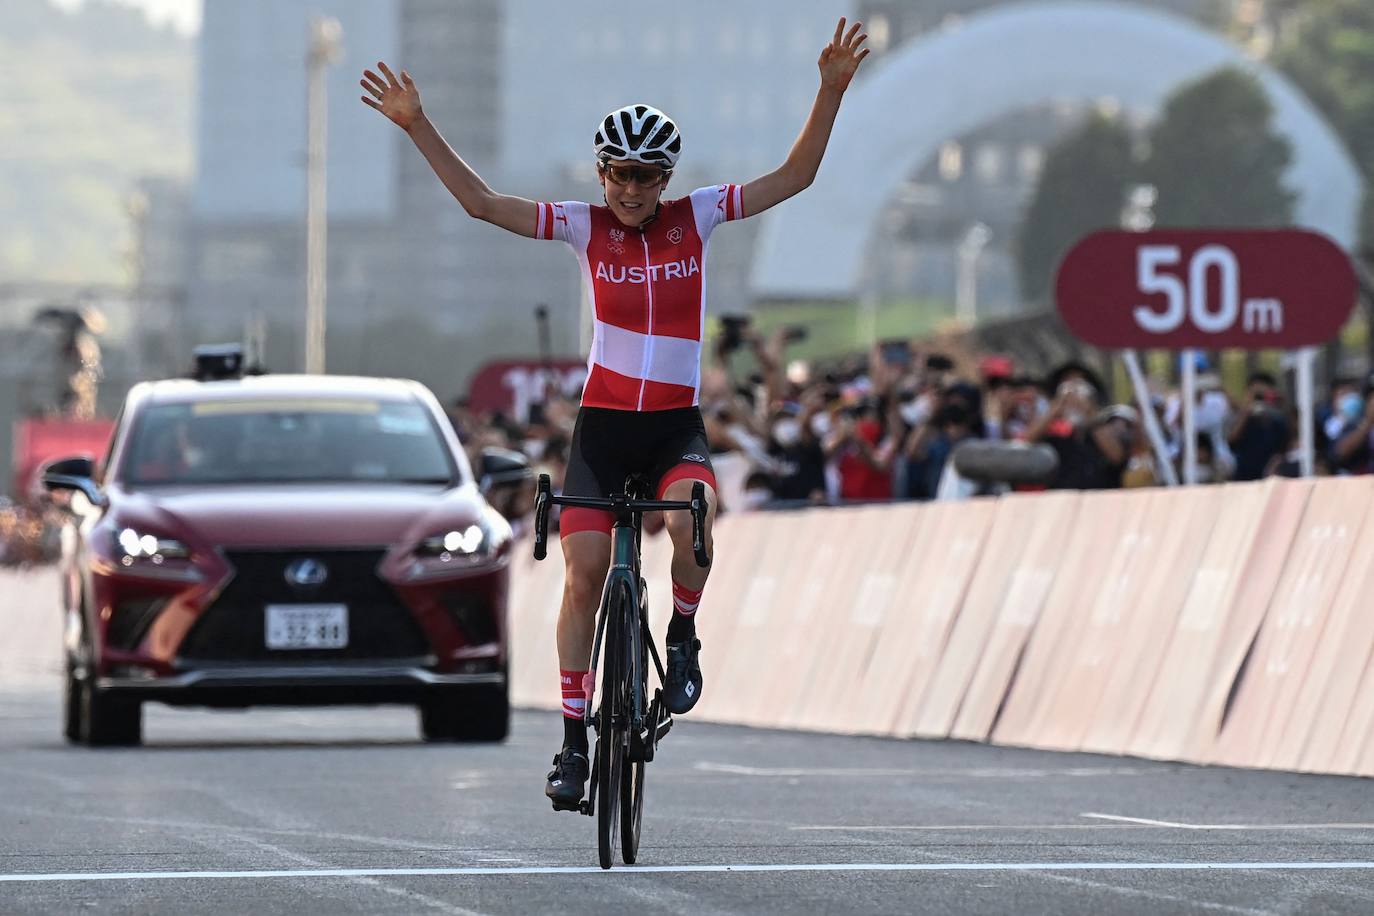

{"left": 560, "top": 406, "right": 716, "bottom": 538}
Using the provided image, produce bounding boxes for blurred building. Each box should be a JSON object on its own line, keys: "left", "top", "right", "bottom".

{"left": 171, "top": 0, "right": 1291, "bottom": 390}
{"left": 846, "top": 0, "right": 1239, "bottom": 317}
{"left": 181, "top": 0, "right": 845, "bottom": 391}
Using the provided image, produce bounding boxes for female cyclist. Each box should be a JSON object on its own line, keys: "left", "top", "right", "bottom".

{"left": 362, "top": 17, "right": 868, "bottom": 810}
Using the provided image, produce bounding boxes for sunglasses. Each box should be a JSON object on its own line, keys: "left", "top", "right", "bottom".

{"left": 600, "top": 163, "right": 670, "bottom": 187}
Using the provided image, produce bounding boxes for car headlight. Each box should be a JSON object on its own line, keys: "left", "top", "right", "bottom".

{"left": 114, "top": 527, "right": 191, "bottom": 565}
{"left": 417, "top": 523, "right": 490, "bottom": 561}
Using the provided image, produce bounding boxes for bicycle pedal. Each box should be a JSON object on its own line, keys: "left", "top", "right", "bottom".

{"left": 656, "top": 715, "right": 673, "bottom": 740}
{"left": 578, "top": 800, "right": 593, "bottom": 816}
{"left": 550, "top": 798, "right": 581, "bottom": 813}
{"left": 630, "top": 729, "right": 654, "bottom": 763}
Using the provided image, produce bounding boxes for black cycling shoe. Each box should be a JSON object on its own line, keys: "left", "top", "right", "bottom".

{"left": 545, "top": 746, "right": 589, "bottom": 811}
{"left": 662, "top": 638, "right": 703, "bottom": 714}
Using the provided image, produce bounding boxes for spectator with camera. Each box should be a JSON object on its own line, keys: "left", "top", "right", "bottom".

{"left": 1227, "top": 372, "right": 1290, "bottom": 481}
{"left": 825, "top": 390, "right": 896, "bottom": 502}
{"left": 1025, "top": 362, "right": 1128, "bottom": 490}
{"left": 763, "top": 388, "right": 829, "bottom": 505}
{"left": 895, "top": 355, "right": 975, "bottom": 500}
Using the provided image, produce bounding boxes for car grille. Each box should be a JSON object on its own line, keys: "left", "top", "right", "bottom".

{"left": 177, "top": 549, "right": 430, "bottom": 662}
{"left": 108, "top": 597, "right": 169, "bottom": 651}
{"left": 441, "top": 591, "right": 499, "bottom": 645}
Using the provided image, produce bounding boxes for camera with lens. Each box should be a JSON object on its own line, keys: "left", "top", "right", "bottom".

{"left": 717, "top": 314, "right": 751, "bottom": 355}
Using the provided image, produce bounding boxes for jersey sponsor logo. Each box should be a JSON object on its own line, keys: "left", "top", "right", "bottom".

{"left": 681, "top": 453, "right": 706, "bottom": 462}
{"left": 667, "top": 226, "right": 683, "bottom": 244}
{"left": 594, "top": 257, "right": 701, "bottom": 284}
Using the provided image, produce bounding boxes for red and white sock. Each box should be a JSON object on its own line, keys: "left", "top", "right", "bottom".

{"left": 560, "top": 668, "right": 588, "bottom": 719}
{"left": 672, "top": 579, "right": 703, "bottom": 617}
{"left": 668, "top": 578, "right": 704, "bottom": 643}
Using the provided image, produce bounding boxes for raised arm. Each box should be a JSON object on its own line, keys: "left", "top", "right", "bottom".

{"left": 739, "top": 18, "right": 869, "bottom": 218}
{"left": 361, "top": 62, "right": 539, "bottom": 237}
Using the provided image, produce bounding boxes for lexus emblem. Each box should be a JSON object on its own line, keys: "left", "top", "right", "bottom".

{"left": 285, "top": 557, "right": 328, "bottom": 588}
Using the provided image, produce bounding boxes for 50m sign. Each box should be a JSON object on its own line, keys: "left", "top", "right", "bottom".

{"left": 1055, "top": 230, "right": 1356, "bottom": 350}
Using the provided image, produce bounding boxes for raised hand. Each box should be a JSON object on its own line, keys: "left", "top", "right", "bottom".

{"left": 360, "top": 61, "right": 421, "bottom": 130}
{"left": 818, "top": 17, "right": 870, "bottom": 94}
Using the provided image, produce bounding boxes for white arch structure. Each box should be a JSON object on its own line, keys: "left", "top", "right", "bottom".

{"left": 750, "top": 1, "right": 1363, "bottom": 299}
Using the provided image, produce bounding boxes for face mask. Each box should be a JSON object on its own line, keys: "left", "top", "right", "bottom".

{"left": 1196, "top": 392, "right": 1228, "bottom": 431}
{"left": 772, "top": 419, "right": 801, "bottom": 448}
{"left": 899, "top": 398, "right": 931, "bottom": 427}
{"left": 809, "top": 413, "right": 831, "bottom": 438}
{"left": 1339, "top": 392, "right": 1364, "bottom": 422}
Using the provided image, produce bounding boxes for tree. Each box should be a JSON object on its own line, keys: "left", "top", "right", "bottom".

{"left": 1142, "top": 68, "right": 1296, "bottom": 229}
{"left": 1271, "top": 0, "right": 1374, "bottom": 254}
{"left": 1017, "top": 112, "right": 1135, "bottom": 304}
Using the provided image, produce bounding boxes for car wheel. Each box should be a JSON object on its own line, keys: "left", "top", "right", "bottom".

{"left": 419, "top": 684, "right": 510, "bottom": 743}
{"left": 80, "top": 683, "right": 142, "bottom": 747}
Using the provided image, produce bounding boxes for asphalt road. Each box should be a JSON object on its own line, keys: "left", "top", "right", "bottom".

{"left": 3, "top": 683, "right": 1374, "bottom": 916}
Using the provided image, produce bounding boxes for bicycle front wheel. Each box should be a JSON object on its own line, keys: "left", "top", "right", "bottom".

{"left": 620, "top": 755, "right": 645, "bottom": 864}
{"left": 596, "top": 592, "right": 626, "bottom": 870}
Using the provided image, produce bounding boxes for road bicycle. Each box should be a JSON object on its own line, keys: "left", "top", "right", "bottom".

{"left": 533, "top": 473, "right": 710, "bottom": 869}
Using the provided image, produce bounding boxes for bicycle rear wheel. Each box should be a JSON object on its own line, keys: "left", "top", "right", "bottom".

{"left": 596, "top": 591, "right": 626, "bottom": 870}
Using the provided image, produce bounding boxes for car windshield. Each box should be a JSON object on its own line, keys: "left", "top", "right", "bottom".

{"left": 122, "top": 397, "right": 458, "bottom": 486}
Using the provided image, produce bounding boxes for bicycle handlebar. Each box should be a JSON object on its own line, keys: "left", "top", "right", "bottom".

{"left": 532, "top": 474, "right": 711, "bottom": 568}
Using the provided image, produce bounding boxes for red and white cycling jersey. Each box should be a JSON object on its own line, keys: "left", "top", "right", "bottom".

{"left": 534, "top": 184, "right": 745, "bottom": 412}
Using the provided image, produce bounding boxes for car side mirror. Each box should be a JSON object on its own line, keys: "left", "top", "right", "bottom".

{"left": 479, "top": 447, "right": 533, "bottom": 495}
{"left": 42, "top": 455, "right": 108, "bottom": 508}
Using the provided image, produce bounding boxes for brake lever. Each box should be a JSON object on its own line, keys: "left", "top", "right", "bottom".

{"left": 533, "top": 474, "right": 552, "bottom": 560}
{"left": 690, "top": 480, "right": 711, "bottom": 568}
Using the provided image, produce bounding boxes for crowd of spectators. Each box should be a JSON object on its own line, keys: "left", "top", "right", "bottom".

{"left": 5, "top": 324, "right": 1373, "bottom": 563}
{"left": 446, "top": 320, "right": 1374, "bottom": 516}
{"left": 0, "top": 500, "right": 64, "bottom": 568}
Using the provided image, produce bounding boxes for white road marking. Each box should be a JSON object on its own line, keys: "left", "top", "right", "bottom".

{"left": 226, "top": 831, "right": 489, "bottom": 916}
{"left": 1028, "top": 870, "right": 1271, "bottom": 916}
{"left": 795, "top": 823, "right": 1177, "bottom": 831}
{"left": 1082, "top": 813, "right": 1374, "bottom": 831}
{"left": 4, "top": 862, "right": 1374, "bottom": 883}
{"left": 694, "top": 762, "right": 1149, "bottom": 778}
{"left": 796, "top": 817, "right": 1374, "bottom": 832}
{"left": 0, "top": 802, "right": 458, "bottom": 852}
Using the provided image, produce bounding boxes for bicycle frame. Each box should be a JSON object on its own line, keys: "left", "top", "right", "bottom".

{"left": 531, "top": 472, "right": 710, "bottom": 859}
{"left": 584, "top": 516, "right": 644, "bottom": 736}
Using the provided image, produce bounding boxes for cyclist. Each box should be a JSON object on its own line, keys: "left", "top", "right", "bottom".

{"left": 362, "top": 18, "right": 869, "bottom": 810}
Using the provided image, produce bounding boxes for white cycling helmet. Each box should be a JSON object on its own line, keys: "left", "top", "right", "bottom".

{"left": 594, "top": 104, "right": 681, "bottom": 170}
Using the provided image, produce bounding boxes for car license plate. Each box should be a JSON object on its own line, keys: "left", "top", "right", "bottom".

{"left": 265, "top": 604, "right": 348, "bottom": 649}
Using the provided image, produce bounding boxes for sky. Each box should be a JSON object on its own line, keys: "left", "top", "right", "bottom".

{"left": 49, "top": 0, "right": 201, "bottom": 34}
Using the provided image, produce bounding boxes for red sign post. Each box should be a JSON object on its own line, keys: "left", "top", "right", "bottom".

{"left": 1055, "top": 228, "right": 1358, "bottom": 483}
{"left": 11, "top": 418, "right": 116, "bottom": 502}
{"left": 466, "top": 359, "right": 587, "bottom": 425}
{"left": 1056, "top": 229, "right": 1356, "bottom": 349}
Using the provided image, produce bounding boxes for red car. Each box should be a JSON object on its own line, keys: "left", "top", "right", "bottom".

{"left": 44, "top": 356, "right": 528, "bottom": 746}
